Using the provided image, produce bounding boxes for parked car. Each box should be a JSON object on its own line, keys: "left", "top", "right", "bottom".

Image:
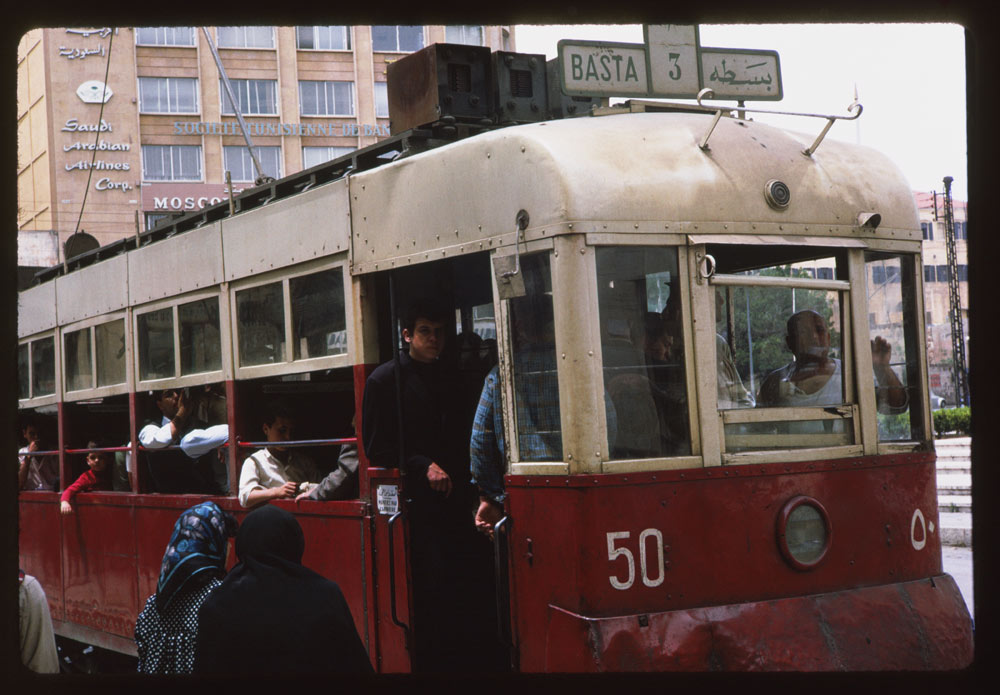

{"left": 930, "top": 392, "right": 947, "bottom": 409}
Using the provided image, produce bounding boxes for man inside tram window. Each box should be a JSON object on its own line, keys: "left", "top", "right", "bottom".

{"left": 643, "top": 283, "right": 691, "bottom": 456}
{"left": 238, "top": 401, "right": 321, "bottom": 508}
{"left": 757, "top": 309, "right": 907, "bottom": 410}
{"left": 60, "top": 441, "right": 112, "bottom": 515}
{"left": 295, "top": 415, "right": 359, "bottom": 502}
{"left": 362, "top": 297, "right": 505, "bottom": 672}
{"left": 139, "top": 388, "right": 229, "bottom": 495}
{"left": 18, "top": 419, "right": 59, "bottom": 491}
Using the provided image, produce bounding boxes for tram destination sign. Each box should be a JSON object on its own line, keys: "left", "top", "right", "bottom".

{"left": 557, "top": 24, "right": 783, "bottom": 102}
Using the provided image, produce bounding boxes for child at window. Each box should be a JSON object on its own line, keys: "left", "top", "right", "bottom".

{"left": 60, "top": 442, "right": 112, "bottom": 515}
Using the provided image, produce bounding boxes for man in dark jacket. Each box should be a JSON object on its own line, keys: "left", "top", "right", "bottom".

{"left": 362, "top": 299, "right": 504, "bottom": 672}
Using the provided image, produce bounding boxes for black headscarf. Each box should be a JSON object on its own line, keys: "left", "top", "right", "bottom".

{"left": 193, "top": 505, "right": 374, "bottom": 675}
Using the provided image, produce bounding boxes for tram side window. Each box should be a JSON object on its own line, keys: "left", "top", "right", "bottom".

{"left": 65, "top": 328, "right": 93, "bottom": 391}
{"left": 865, "top": 252, "right": 923, "bottom": 441}
{"left": 290, "top": 268, "right": 347, "bottom": 360}
{"left": 237, "top": 282, "right": 286, "bottom": 366}
{"left": 509, "top": 254, "right": 562, "bottom": 462}
{"left": 138, "top": 309, "right": 175, "bottom": 380}
{"left": 595, "top": 246, "right": 690, "bottom": 459}
{"left": 31, "top": 337, "right": 56, "bottom": 397}
{"left": 180, "top": 297, "right": 222, "bottom": 375}
{"left": 17, "top": 344, "right": 29, "bottom": 400}
{"left": 96, "top": 319, "right": 126, "bottom": 387}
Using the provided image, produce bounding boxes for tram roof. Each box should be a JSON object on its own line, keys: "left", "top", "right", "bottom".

{"left": 349, "top": 110, "right": 920, "bottom": 273}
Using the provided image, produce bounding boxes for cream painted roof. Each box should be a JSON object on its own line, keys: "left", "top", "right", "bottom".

{"left": 349, "top": 110, "right": 920, "bottom": 273}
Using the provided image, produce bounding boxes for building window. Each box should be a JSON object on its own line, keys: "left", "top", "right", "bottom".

{"left": 136, "top": 27, "right": 196, "bottom": 46}
{"left": 502, "top": 27, "right": 511, "bottom": 51}
{"left": 371, "top": 25, "right": 424, "bottom": 52}
{"left": 220, "top": 79, "right": 278, "bottom": 116}
{"left": 296, "top": 26, "right": 350, "bottom": 50}
{"left": 958, "top": 264, "right": 968, "bottom": 282}
{"left": 302, "top": 146, "right": 355, "bottom": 168}
{"left": 299, "top": 81, "right": 355, "bottom": 116}
{"left": 145, "top": 212, "right": 174, "bottom": 230}
{"left": 223, "top": 145, "right": 282, "bottom": 182}
{"left": 816, "top": 267, "right": 834, "bottom": 280}
{"left": 138, "top": 77, "right": 198, "bottom": 113}
{"left": 921, "top": 221, "right": 933, "bottom": 240}
{"left": 936, "top": 265, "right": 951, "bottom": 283}
{"left": 142, "top": 145, "right": 202, "bottom": 181}
{"left": 924, "top": 265, "right": 936, "bottom": 283}
{"left": 954, "top": 221, "right": 967, "bottom": 239}
{"left": 446, "top": 25, "right": 484, "bottom": 46}
{"left": 374, "top": 82, "right": 389, "bottom": 117}
{"left": 217, "top": 26, "right": 274, "bottom": 49}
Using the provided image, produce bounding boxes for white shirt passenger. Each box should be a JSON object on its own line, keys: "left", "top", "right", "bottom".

{"left": 238, "top": 448, "right": 319, "bottom": 507}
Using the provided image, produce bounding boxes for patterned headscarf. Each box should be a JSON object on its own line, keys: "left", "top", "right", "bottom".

{"left": 155, "top": 502, "right": 238, "bottom": 612}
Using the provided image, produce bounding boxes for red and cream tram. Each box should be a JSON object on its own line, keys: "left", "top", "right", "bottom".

{"left": 16, "top": 43, "right": 973, "bottom": 672}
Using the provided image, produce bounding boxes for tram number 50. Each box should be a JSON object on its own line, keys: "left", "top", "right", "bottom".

{"left": 607, "top": 529, "right": 665, "bottom": 591}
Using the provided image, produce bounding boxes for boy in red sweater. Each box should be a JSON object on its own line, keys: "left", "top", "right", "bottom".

{"left": 60, "top": 443, "right": 112, "bottom": 515}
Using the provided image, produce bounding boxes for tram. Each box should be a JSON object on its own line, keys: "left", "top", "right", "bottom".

{"left": 16, "top": 42, "right": 973, "bottom": 672}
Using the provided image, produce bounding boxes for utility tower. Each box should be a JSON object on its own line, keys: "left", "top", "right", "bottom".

{"left": 942, "top": 176, "right": 969, "bottom": 406}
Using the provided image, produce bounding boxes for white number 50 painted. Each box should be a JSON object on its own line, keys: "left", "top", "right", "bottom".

{"left": 607, "top": 529, "right": 665, "bottom": 590}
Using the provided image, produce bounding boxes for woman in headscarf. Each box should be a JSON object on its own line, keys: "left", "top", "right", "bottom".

{"left": 135, "top": 501, "right": 238, "bottom": 674}
{"left": 193, "top": 504, "right": 374, "bottom": 675}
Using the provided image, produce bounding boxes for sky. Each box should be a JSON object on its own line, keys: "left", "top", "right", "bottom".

{"left": 514, "top": 23, "right": 967, "bottom": 201}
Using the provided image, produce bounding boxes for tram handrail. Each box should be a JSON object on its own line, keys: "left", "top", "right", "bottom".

{"left": 494, "top": 516, "right": 514, "bottom": 651}
{"left": 387, "top": 510, "right": 411, "bottom": 642}
{"left": 235, "top": 437, "right": 357, "bottom": 448}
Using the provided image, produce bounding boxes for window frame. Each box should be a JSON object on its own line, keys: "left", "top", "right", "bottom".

{"left": 445, "top": 25, "right": 485, "bottom": 46}
{"left": 134, "top": 290, "right": 229, "bottom": 392}
{"left": 302, "top": 145, "right": 355, "bottom": 169}
{"left": 60, "top": 313, "right": 131, "bottom": 401}
{"left": 229, "top": 258, "right": 353, "bottom": 380}
{"left": 371, "top": 25, "right": 425, "bottom": 53}
{"left": 298, "top": 80, "right": 356, "bottom": 117}
{"left": 141, "top": 144, "right": 204, "bottom": 182}
{"left": 219, "top": 78, "right": 279, "bottom": 117}
{"left": 373, "top": 82, "right": 389, "bottom": 118}
{"left": 215, "top": 26, "right": 275, "bottom": 49}
{"left": 18, "top": 332, "right": 61, "bottom": 407}
{"left": 296, "top": 25, "right": 351, "bottom": 51}
{"left": 137, "top": 76, "right": 200, "bottom": 114}
{"left": 222, "top": 145, "right": 283, "bottom": 182}
{"left": 135, "top": 27, "right": 196, "bottom": 47}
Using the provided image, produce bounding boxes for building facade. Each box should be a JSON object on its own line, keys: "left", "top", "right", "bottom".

{"left": 914, "top": 190, "right": 969, "bottom": 406}
{"left": 17, "top": 24, "right": 515, "bottom": 272}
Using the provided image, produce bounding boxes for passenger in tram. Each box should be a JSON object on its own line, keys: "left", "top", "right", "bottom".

{"left": 193, "top": 504, "right": 374, "bottom": 676}
{"left": 17, "top": 421, "right": 59, "bottom": 491}
{"left": 59, "top": 442, "right": 112, "bottom": 515}
{"left": 134, "top": 501, "right": 238, "bottom": 675}
{"left": 296, "top": 415, "right": 359, "bottom": 502}
{"left": 758, "top": 309, "right": 907, "bottom": 410}
{"left": 18, "top": 569, "right": 60, "bottom": 673}
{"left": 362, "top": 298, "right": 504, "bottom": 672}
{"left": 238, "top": 401, "right": 321, "bottom": 508}
{"left": 139, "top": 388, "right": 229, "bottom": 495}
{"left": 715, "top": 291, "right": 755, "bottom": 410}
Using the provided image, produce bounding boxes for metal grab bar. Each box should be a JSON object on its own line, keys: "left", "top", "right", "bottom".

{"left": 493, "top": 516, "right": 514, "bottom": 650}
{"left": 63, "top": 446, "right": 132, "bottom": 454}
{"left": 387, "top": 510, "right": 411, "bottom": 642}
{"left": 236, "top": 437, "right": 357, "bottom": 449}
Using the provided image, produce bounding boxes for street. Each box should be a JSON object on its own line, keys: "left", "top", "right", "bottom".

{"left": 943, "top": 545, "right": 974, "bottom": 618}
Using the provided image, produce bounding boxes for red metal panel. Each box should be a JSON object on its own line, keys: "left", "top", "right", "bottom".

{"left": 354, "top": 363, "right": 376, "bottom": 500}
{"left": 542, "top": 574, "right": 972, "bottom": 671}
{"left": 18, "top": 492, "right": 64, "bottom": 621}
{"left": 507, "top": 454, "right": 960, "bottom": 671}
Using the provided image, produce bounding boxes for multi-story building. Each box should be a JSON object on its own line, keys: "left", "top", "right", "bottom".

{"left": 914, "top": 189, "right": 969, "bottom": 406}
{"left": 17, "top": 24, "right": 515, "bottom": 282}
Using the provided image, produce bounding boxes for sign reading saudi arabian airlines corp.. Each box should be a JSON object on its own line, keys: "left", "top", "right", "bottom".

{"left": 559, "top": 24, "right": 782, "bottom": 101}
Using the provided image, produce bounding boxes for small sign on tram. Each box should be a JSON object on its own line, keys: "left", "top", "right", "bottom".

{"left": 377, "top": 484, "right": 399, "bottom": 515}
{"left": 555, "top": 25, "right": 783, "bottom": 102}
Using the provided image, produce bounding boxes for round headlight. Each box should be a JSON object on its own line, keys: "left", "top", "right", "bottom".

{"left": 777, "top": 496, "right": 831, "bottom": 570}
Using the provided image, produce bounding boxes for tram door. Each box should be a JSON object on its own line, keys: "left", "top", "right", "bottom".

{"left": 365, "top": 253, "right": 503, "bottom": 672}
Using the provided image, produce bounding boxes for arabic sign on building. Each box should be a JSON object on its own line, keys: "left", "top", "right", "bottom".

{"left": 557, "top": 24, "right": 783, "bottom": 102}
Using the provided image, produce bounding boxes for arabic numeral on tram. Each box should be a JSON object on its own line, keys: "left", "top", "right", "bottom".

{"left": 607, "top": 529, "right": 666, "bottom": 591}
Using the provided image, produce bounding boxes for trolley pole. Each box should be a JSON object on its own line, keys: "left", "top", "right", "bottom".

{"left": 942, "top": 176, "right": 969, "bottom": 406}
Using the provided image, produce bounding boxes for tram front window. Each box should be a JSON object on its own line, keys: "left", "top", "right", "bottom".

{"left": 595, "top": 246, "right": 690, "bottom": 459}
{"left": 865, "top": 252, "right": 923, "bottom": 441}
{"left": 509, "top": 254, "right": 562, "bottom": 462}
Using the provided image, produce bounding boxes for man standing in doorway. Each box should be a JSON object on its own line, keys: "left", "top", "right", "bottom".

{"left": 362, "top": 298, "right": 504, "bottom": 672}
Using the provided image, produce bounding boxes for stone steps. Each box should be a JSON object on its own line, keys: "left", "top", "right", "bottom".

{"left": 934, "top": 437, "right": 971, "bottom": 546}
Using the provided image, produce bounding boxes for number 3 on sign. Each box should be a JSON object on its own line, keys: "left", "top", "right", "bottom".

{"left": 607, "top": 529, "right": 665, "bottom": 590}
